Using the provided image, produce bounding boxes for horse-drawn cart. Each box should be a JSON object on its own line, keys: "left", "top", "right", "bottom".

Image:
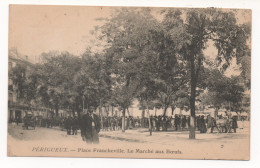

{"left": 23, "top": 113, "right": 36, "bottom": 130}
{"left": 215, "top": 118, "right": 233, "bottom": 133}
{"left": 215, "top": 116, "right": 238, "bottom": 133}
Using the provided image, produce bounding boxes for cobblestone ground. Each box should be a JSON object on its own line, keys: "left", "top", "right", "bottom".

{"left": 7, "top": 121, "right": 250, "bottom": 160}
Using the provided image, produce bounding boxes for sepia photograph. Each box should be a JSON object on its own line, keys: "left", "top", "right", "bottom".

{"left": 7, "top": 5, "right": 251, "bottom": 160}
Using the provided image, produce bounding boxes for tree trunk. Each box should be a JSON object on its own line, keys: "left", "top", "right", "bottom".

{"left": 99, "top": 99, "right": 103, "bottom": 130}
{"left": 163, "top": 106, "right": 167, "bottom": 116}
{"left": 214, "top": 108, "right": 219, "bottom": 119}
{"left": 105, "top": 106, "right": 109, "bottom": 116}
{"left": 189, "top": 59, "right": 196, "bottom": 139}
{"left": 122, "top": 108, "right": 126, "bottom": 133}
{"left": 82, "top": 97, "right": 84, "bottom": 113}
{"left": 147, "top": 109, "right": 152, "bottom": 136}
{"left": 127, "top": 108, "right": 130, "bottom": 116}
{"left": 171, "top": 106, "right": 175, "bottom": 115}
{"left": 55, "top": 107, "right": 59, "bottom": 117}
{"left": 141, "top": 108, "right": 145, "bottom": 127}
{"left": 180, "top": 108, "right": 183, "bottom": 130}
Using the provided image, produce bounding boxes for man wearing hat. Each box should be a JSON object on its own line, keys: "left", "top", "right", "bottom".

{"left": 80, "top": 107, "right": 101, "bottom": 144}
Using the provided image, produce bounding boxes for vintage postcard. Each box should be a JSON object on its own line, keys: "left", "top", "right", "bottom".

{"left": 8, "top": 5, "right": 251, "bottom": 160}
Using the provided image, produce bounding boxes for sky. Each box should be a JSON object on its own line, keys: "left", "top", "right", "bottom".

{"left": 9, "top": 5, "right": 111, "bottom": 59}
{"left": 9, "top": 5, "right": 250, "bottom": 76}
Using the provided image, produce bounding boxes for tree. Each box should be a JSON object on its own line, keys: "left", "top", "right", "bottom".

{"left": 36, "top": 51, "right": 82, "bottom": 117}
{"left": 162, "top": 8, "right": 250, "bottom": 139}
{"left": 98, "top": 8, "right": 190, "bottom": 129}
{"left": 240, "top": 55, "right": 251, "bottom": 88}
{"left": 201, "top": 72, "right": 245, "bottom": 118}
{"left": 99, "top": 8, "right": 159, "bottom": 132}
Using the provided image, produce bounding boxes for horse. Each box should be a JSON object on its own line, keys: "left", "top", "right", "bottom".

{"left": 215, "top": 118, "right": 233, "bottom": 133}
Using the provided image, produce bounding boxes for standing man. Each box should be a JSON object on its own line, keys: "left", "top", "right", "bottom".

{"left": 155, "top": 116, "right": 160, "bottom": 131}
{"left": 80, "top": 107, "right": 101, "bottom": 144}
{"left": 231, "top": 115, "right": 238, "bottom": 133}
{"left": 174, "top": 115, "right": 180, "bottom": 131}
{"left": 65, "top": 116, "right": 72, "bottom": 135}
{"left": 206, "top": 115, "right": 214, "bottom": 133}
{"left": 71, "top": 116, "right": 79, "bottom": 135}
{"left": 200, "top": 115, "right": 207, "bottom": 133}
{"left": 162, "top": 116, "right": 167, "bottom": 131}
{"left": 182, "top": 116, "right": 187, "bottom": 130}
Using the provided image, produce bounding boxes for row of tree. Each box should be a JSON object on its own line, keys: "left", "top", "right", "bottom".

{"left": 9, "top": 8, "right": 250, "bottom": 139}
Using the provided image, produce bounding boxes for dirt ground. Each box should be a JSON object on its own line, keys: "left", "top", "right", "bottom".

{"left": 7, "top": 121, "right": 250, "bottom": 160}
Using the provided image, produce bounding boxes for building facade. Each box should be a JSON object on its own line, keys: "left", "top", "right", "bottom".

{"left": 8, "top": 49, "right": 36, "bottom": 123}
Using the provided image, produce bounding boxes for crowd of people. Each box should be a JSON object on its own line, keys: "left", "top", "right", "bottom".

{"left": 32, "top": 114, "right": 191, "bottom": 133}
{"left": 99, "top": 115, "right": 190, "bottom": 132}
{"left": 63, "top": 116, "right": 79, "bottom": 135}
{"left": 22, "top": 110, "right": 239, "bottom": 144}
{"left": 32, "top": 114, "right": 238, "bottom": 133}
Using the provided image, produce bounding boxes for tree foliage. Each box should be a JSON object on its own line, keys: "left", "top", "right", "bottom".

{"left": 9, "top": 7, "right": 250, "bottom": 138}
